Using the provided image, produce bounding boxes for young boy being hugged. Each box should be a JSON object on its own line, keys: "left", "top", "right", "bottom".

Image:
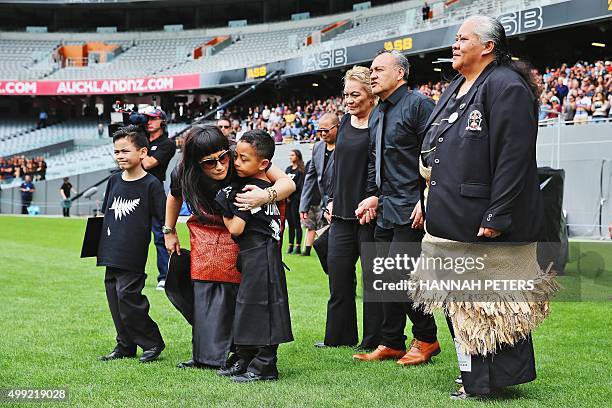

{"left": 97, "top": 125, "right": 165, "bottom": 363}
{"left": 215, "top": 129, "right": 293, "bottom": 382}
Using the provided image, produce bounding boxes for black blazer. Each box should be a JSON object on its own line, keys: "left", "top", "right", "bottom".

{"left": 299, "top": 140, "right": 335, "bottom": 213}
{"left": 421, "top": 62, "right": 543, "bottom": 242}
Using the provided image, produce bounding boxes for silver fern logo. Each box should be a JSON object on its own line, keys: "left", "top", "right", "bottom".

{"left": 109, "top": 196, "right": 140, "bottom": 220}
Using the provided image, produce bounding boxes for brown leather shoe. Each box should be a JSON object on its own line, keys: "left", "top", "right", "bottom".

{"left": 352, "top": 345, "right": 406, "bottom": 361}
{"left": 396, "top": 339, "right": 441, "bottom": 366}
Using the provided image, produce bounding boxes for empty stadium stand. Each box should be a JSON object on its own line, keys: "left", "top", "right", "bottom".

{"left": 0, "top": 119, "right": 103, "bottom": 157}
{"left": 0, "top": 0, "right": 571, "bottom": 82}
{"left": 0, "top": 39, "right": 59, "bottom": 80}
{"left": 47, "top": 37, "right": 210, "bottom": 80}
{"left": 0, "top": 119, "right": 40, "bottom": 142}
{"left": 163, "top": 25, "right": 326, "bottom": 75}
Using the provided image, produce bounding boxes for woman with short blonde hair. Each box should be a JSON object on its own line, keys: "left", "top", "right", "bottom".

{"left": 316, "top": 66, "right": 382, "bottom": 349}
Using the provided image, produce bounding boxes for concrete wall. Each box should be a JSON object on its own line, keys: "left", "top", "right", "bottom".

{"left": 536, "top": 122, "right": 612, "bottom": 237}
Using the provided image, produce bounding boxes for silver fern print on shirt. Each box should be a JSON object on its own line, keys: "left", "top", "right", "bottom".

{"left": 109, "top": 197, "right": 141, "bottom": 220}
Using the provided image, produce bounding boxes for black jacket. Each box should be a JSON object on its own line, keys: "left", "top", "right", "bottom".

{"left": 367, "top": 85, "right": 435, "bottom": 226}
{"left": 421, "top": 62, "right": 543, "bottom": 242}
{"left": 300, "top": 141, "right": 335, "bottom": 212}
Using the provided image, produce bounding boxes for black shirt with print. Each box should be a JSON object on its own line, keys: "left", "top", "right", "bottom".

{"left": 214, "top": 177, "right": 281, "bottom": 246}
{"left": 97, "top": 172, "right": 166, "bottom": 273}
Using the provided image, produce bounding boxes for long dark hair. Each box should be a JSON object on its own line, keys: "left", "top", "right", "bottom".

{"left": 470, "top": 15, "right": 539, "bottom": 100}
{"left": 291, "top": 149, "right": 305, "bottom": 173}
{"left": 177, "top": 125, "right": 232, "bottom": 217}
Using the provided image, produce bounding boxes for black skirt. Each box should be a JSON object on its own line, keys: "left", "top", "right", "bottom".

{"left": 460, "top": 336, "right": 537, "bottom": 395}
{"left": 233, "top": 238, "right": 293, "bottom": 346}
{"left": 192, "top": 281, "right": 239, "bottom": 366}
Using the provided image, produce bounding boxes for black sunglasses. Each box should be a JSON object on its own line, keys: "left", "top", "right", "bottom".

{"left": 316, "top": 124, "right": 338, "bottom": 134}
{"left": 198, "top": 150, "right": 231, "bottom": 170}
{"left": 218, "top": 125, "right": 231, "bottom": 129}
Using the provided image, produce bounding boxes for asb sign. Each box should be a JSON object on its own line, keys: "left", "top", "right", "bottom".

{"left": 302, "top": 48, "right": 347, "bottom": 71}
{"left": 383, "top": 37, "right": 413, "bottom": 52}
{"left": 246, "top": 65, "right": 267, "bottom": 80}
{"left": 0, "top": 74, "right": 200, "bottom": 96}
{"left": 498, "top": 7, "right": 543, "bottom": 35}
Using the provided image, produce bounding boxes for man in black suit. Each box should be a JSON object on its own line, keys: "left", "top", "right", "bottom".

{"left": 353, "top": 50, "right": 439, "bottom": 366}
{"left": 300, "top": 113, "right": 337, "bottom": 269}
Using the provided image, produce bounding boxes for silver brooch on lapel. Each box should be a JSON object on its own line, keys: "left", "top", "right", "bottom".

{"left": 466, "top": 110, "right": 482, "bottom": 131}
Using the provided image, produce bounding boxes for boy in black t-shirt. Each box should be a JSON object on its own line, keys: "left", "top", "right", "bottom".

{"left": 215, "top": 129, "right": 293, "bottom": 383}
{"left": 96, "top": 125, "right": 165, "bottom": 363}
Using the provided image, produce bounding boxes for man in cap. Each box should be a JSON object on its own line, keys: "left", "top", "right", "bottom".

{"left": 141, "top": 106, "right": 177, "bottom": 290}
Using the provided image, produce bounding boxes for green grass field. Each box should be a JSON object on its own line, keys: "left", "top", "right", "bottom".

{"left": 0, "top": 216, "right": 611, "bottom": 407}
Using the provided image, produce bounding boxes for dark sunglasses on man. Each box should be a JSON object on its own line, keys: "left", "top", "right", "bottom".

{"left": 316, "top": 124, "right": 337, "bottom": 134}
{"left": 198, "top": 150, "right": 231, "bottom": 170}
{"left": 218, "top": 125, "right": 231, "bottom": 129}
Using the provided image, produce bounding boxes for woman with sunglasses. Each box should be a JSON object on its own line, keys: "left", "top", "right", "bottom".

{"left": 163, "top": 125, "right": 295, "bottom": 370}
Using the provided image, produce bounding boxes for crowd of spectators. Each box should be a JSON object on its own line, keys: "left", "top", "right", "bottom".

{"left": 0, "top": 156, "right": 47, "bottom": 183}
{"left": 538, "top": 60, "right": 612, "bottom": 124}
{"left": 215, "top": 60, "right": 611, "bottom": 139}
{"left": 218, "top": 96, "right": 347, "bottom": 143}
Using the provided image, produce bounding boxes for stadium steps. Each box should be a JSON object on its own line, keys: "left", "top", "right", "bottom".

{"left": 0, "top": 119, "right": 102, "bottom": 157}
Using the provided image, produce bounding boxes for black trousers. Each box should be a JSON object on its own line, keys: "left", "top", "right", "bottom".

{"left": 104, "top": 267, "right": 164, "bottom": 354}
{"left": 236, "top": 345, "right": 279, "bottom": 377}
{"left": 446, "top": 317, "right": 536, "bottom": 394}
{"left": 21, "top": 200, "right": 31, "bottom": 214}
{"left": 375, "top": 224, "right": 437, "bottom": 349}
{"left": 286, "top": 200, "right": 302, "bottom": 246}
{"left": 62, "top": 207, "right": 70, "bottom": 217}
{"left": 325, "top": 218, "right": 383, "bottom": 348}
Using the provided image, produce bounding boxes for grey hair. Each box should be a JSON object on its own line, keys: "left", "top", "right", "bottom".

{"left": 376, "top": 49, "right": 410, "bottom": 81}
{"left": 464, "top": 15, "right": 510, "bottom": 61}
{"left": 463, "top": 15, "right": 539, "bottom": 99}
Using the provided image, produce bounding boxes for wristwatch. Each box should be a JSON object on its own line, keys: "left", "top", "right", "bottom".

{"left": 162, "top": 225, "right": 175, "bottom": 234}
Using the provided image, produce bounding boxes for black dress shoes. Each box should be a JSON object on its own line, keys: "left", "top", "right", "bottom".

{"left": 98, "top": 349, "right": 136, "bottom": 361}
{"left": 139, "top": 344, "right": 165, "bottom": 363}
{"left": 232, "top": 371, "right": 278, "bottom": 383}
{"left": 217, "top": 360, "right": 248, "bottom": 377}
